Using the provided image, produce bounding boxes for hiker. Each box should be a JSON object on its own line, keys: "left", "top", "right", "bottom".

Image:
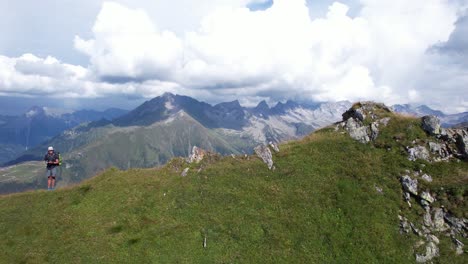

{"left": 44, "top": 146, "right": 59, "bottom": 190}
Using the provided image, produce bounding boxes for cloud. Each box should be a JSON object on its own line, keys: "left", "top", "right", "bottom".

{"left": 0, "top": 53, "right": 183, "bottom": 99}
{"left": 0, "top": 0, "right": 467, "bottom": 113}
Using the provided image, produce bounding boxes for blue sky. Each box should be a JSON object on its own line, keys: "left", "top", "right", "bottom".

{"left": 0, "top": 0, "right": 467, "bottom": 114}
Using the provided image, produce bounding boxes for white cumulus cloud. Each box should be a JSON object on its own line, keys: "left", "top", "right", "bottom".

{"left": 0, "top": 0, "right": 466, "bottom": 113}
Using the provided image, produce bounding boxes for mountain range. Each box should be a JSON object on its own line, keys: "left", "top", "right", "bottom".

{"left": 1, "top": 93, "right": 467, "bottom": 193}
{"left": 0, "top": 107, "right": 128, "bottom": 164}
{"left": 1, "top": 93, "right": 351, "bottom": 193}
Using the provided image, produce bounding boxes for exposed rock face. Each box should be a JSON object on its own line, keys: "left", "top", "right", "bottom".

{"left": 422, "top": 115, "right": 441, "bottom": 135}
{"left": 254, "top": 144, "right": 274, "bottom": 170}
{"left": 189, "top": 146, "right": 206, "bottom": 164}
{"left": 408, "top": 146, "right": 430, "bottom": 161}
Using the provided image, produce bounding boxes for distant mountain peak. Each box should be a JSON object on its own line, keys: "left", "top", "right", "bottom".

{"left": 214, "top": 100, "right": 242, "bottom": 110}
{"left": 251, "top": 100, "right": 270, "bottom": 117}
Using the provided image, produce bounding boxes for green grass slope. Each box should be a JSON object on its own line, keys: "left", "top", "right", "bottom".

{"left": 0, "top": 161, "right": 44, "bottom": 193}
{"left": 0, "top": 115, "right": 466, "bottom": 263}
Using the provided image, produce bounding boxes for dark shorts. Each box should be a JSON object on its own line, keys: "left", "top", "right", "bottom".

{"left": 46, "top": 167, "right": 57, "bottom": 177}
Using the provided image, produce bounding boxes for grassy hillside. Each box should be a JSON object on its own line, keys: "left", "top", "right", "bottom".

{"left": 1, "top": 113, "right": 466, "bottom": 263}
{"left": 0, "top": 161, "right": 44, "bottom": 193}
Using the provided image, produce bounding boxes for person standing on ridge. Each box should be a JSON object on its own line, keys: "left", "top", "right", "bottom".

{"left": 44, "top": 146, "right": 59, "bottom": 190}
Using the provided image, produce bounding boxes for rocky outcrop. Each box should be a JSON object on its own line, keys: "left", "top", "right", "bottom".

{"left": 416, "top": 235, "right": 440, "bottom": 263}
{"left": 339, "top": 102, "right": 392, "bottom": 143}
{"left": 417, "top": 115, "right": 468, "bottom": 160}
{"left": 189, "top": 146, "right": 206, "bottom": 164}
{"left": 181, "top": 168, "right": 189, "bottom": 177}
{"left": 399, "top": 170, "right": 466, "bottom": 260}
{"left": 421, "top": 115, "right": 441, "bottom": 135}
{"left": 254, "top": 144, "right": 274, "bottom": 170}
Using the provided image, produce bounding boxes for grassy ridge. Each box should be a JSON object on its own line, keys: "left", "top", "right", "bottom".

{"left": 0, "top": 117, "right": 466, "bottom": 263}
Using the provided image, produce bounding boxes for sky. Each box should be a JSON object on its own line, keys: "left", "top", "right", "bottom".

{"left": 0, "top": 0, "right": 467, "bottom": 114}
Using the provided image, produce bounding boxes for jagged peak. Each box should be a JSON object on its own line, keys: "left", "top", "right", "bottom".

{"left": 256, "top": 100, "right": 269, "bottom": 109}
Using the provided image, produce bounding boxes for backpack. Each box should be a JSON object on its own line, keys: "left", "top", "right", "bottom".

{"left": 57, "top": 152, "right": 62, "bottom": 166}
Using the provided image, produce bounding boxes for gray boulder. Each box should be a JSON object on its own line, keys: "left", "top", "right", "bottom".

{"left": 401, "top": 175, "right": 418, "bottom": 196}
{"left": 345, "top": 118, "right": 370, "bottom": 143}
{"left": 422, "top": 115, "right": 441, "bottom": 135}
{"left": 416, "top": 242, "right": 439, "bottom": 263}
{"left": 455, "top": 129, "right": 468, "bottom": 157}
{"left": 408, "top": 146, "right": 430, "bottom": 161}
{"left": 399, "top": 215, "right": 411, "bottom": 234}
{"left": 423, "top": 209, "right": 433, "bottom": 227}
{"left": 254, "top": 144, "right": 274, "bottom": 170}
{"left": 420, "top": 191, "right": 435, "bottom": 204}
{"left": 421, "top": 174, "right": 433, "bottom": 183}
{"left": 433, "top": 208, "right": 448, "bottom": 231}
{"left": 181, "top": 168, "right": 189, "bottom": 177}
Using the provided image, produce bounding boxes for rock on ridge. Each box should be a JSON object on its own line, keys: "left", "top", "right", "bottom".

{"left": 254, "top": 143, "right": 278, "bottom": 170}
{"left": 189, "top": 146, "right": 206, "bottom": 164}
{"left": 339, "top": 102, "right": 393, "bottom": 143}
{"left": 422, "top": 115, "right": 441, "bottom": 135}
